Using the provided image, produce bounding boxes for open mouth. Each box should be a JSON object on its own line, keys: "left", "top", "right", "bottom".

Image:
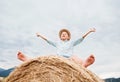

{"left": 62, "top": 35, "right": 65, "bottom": 37}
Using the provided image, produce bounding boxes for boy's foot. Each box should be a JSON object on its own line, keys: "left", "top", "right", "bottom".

{"left": 17, "top": 52, "right": 28, "bottom": 62}
{"left": 83, "top": 54, "right": 95, "bottom": 68}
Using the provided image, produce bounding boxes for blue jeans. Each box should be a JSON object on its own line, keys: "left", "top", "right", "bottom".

{"left": 0, "top": 67, "right": 15, "bottom": 77}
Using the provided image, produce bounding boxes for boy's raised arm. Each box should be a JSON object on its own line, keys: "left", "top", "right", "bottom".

{"left": 36, "top": 33, "right": 48, "bottom": 41}
{"left": 82, "top": 28, "right": 96, "bottom": 38}
{"left": 73, "top": 28, "right": 96, "bottom": 46}
{"left": 36, "top": 33, "right": 56, "bottom": 47}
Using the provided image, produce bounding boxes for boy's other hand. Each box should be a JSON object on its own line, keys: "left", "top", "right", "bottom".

{"left": 36, "top": 33, "right": 40, "bottom": 37}
{"left": 89, "top": 28, "right": 96, "bottom": 32}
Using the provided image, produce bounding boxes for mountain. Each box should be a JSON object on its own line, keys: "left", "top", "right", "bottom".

{"left": 99, "top": 72, "right": 120, "bottom": 82}
{"left": 104, "top": 78, "right": 120, "bottom": 82}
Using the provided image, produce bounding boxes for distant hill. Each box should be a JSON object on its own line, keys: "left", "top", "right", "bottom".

{"left": 104, "top": 78, "right": 120, "bottom": 82}
{"left": 99, "top": 72, "right": 120, "bottom": 82}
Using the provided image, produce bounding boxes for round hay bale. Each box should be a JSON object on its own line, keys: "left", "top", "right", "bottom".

{"left": 5, "top": 55, "right": 104, "bottom": 82}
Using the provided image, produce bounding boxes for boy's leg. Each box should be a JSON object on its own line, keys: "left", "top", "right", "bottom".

{"left": 82, "top": 54, "right": 95, "bottom": 68}
{"left": 17, "top": 51, "right": 30, "bottom": 62}
{"left": 0, "top": 67, "right": 15, "bottom": 77}
{"left": 70, "top": 55, "right": 83, "bottom": 65}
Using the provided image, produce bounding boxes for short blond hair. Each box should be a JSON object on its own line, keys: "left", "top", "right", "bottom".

{"left": 59, "top": 29, "right": 71, "bottom": 40}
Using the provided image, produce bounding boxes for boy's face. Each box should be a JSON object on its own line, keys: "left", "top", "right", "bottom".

{"left": 60, "top": 31, "right": 70, "bottom": 41}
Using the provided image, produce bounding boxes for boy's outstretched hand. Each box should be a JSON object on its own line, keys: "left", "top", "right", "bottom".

{"left": 36, "top": 32, "right": 47, "bottom": 41}
{"left": 82, "top": 28, "right": 96, "bottom": 38}
{"left": 36, "top": 33, "right": 40, "bottom": 37}
{"left": 89, "top": 28, "right": 96, "bottom": 32}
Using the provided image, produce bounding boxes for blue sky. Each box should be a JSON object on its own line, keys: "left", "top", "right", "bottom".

{"left": 0, "top": 0, "right": 120, "bottom": 77}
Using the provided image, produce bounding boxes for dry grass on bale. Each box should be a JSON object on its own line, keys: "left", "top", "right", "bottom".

{"left": 5, "top": 55, "right": 104, "bottom": 82}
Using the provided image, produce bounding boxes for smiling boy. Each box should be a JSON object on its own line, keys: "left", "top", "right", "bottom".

{"left": 18, "top": 28, "right": 96, "bottom": 68}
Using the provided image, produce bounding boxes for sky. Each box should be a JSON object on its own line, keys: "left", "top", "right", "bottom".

{"left": 0, "top": 0, "right": 120, "bottom": 77}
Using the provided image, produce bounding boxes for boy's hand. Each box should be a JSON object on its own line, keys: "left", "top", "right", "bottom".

{"left": 36, "top": 33, "right": 40, "bottom": 37}
{"left": 89, "top": 28, "right": 96, "bottom": 32}
{"left": 82, "top": 28, "right": 96, "bottom": 38}
{"left": 36, "top": 32, "right": 47, "bottom": 40}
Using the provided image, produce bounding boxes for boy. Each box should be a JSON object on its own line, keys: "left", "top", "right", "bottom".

{"left": 18, "top": 28, "right": 96, "bottom": 68}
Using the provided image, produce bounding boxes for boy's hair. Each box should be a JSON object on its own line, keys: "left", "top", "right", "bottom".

{"left": 59, "top": 29, "right": 71, "bottom": 40}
